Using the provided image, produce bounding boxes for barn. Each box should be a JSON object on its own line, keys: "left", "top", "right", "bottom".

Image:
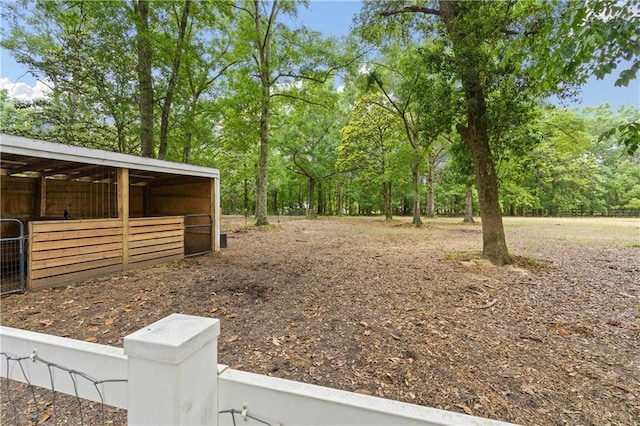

{"left": 0, "top": 134, "right": 221, "bottom": 293}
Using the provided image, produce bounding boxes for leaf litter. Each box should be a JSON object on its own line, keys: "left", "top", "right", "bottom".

{"left": 1, "top": 216, "right": 638, "bottom": 425}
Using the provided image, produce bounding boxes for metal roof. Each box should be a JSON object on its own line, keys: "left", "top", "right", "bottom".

{"left": 0, "top": 134, "right": 219, "bottom": 186}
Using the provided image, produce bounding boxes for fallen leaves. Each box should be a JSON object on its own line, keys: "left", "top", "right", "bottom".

{"left": 226, "top": 334, "right": 241, "bottom": 343}
{"left": 521, "top": 383, "right": 536, "bottom": 397}
{"left": 1, "top": 217, "right": 638, "bottom": 426}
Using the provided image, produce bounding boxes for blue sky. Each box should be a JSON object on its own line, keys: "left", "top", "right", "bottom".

{"left": 1, "top": 0, "right": 638, "bottom": 110}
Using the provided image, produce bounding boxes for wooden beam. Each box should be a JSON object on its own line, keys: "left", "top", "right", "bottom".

{"left": 118, "top": 168, "right": 130, "bottom": 270}
{"left": 38, "top": 176, "right": 46, "bottom": 218}
{"left": 211, "top": 177, "right": 220, "bottom": 251}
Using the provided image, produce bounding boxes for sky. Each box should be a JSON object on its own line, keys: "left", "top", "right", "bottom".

{"left": 1, "top": 0, "right": 638, "bottom": 110}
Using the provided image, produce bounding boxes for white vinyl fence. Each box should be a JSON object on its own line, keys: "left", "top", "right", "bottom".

{"left": 1, "top": 314, "right": 516, "bottom": 426}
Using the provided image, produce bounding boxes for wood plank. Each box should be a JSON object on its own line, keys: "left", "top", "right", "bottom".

{"left": 31, "top": 235, "right": 123, "bottom": 252}
{"left": 128, "top": 229, "right": 183, "bottom": 242}
{"left": 211, "top": 178, "right": 218, "bottom": 252}
{"left": 129, "top": 247, "right": 184, "bottom": 265}
{"left": 129, "top": 217, "right": 183, "bottom": 226}
{"left": 129, "top": 242, "right": 183, "bottom": 257}
{"left": 31, "top": 227, "right": 122, "bottom": 243}
{"left": 30, "top": 257, "right": 122, "bottom": 280}
{"left": 127, "top": 254, "right": 183, "bottom": 270}
{"left": 31, "top": 249, "right": 122, "bottom": 270}
{"left": 129, "top": 236, "right": 183, "bottom": 249}
{"left": 29, "top": 264, "right": 122, "bottom": 290}
{"left": 30, "top": 242, "right": 123, "bottom": 261}
{"left": 128, "top": 223, "right": 183, "bottom": 235}
{"left": 27, "top": 221, "right": 34, "bottom": 290}
{"left": 31, "top": 219, "right": 121, "bottom": 232}
{"left": 0, "top": 189, "right": 35, "bottom": 195}
{"left": 119, "top": 168, "right": 129, "bottom": 270}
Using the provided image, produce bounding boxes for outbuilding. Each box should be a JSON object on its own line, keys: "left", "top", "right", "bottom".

{"left": 0, "top": 134, "right": 220, "bottom": 292}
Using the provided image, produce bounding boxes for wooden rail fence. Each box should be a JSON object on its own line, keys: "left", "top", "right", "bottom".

{"left": 28, "top": 217, "right": 184, "bottom": 289}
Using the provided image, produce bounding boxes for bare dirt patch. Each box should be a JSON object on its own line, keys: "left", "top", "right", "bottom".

{"left": 2, "top": 216, "right": 639, "bottom": 425}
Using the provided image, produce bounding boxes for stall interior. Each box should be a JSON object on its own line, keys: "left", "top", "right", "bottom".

{"left": 1, "top": 139, "right": 218, "bottom": 292}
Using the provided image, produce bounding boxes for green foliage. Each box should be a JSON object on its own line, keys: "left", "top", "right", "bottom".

{"left": 495, "top": 105, "right": 640, "bottom": 215}
{"left": 599, "top": 122, "right": 640, "bottom": 156}
{"left": 2, "top": 0, "right": 638, "bottom": 222}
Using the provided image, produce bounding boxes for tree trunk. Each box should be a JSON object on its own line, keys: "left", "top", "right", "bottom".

{"left": 134, "top": 0, "right": 154, "bottom": 158}
{"left": 243, "top": 178, "right": 250, "bottom": 219}
{"left": 317, "top": 181, "right": 324, "bottom": 216}
{"left": 411, "top": 160, "right": 422, "bottom": 226}
{"left": 254, "top": 0, "right": 274, "bottom": 226}
{"left": 382, "top": 181, "right": 393, "bottom": 220}
{"left": 440, "top": 0, "right": 511, "bottom": 265}
{"left": 464, "top": 182, "right": 474, "bottom": 223}
{"left": 158, "top": 0, "right": 191, "bottom": 160}
{"left": 182, "top": 129, "right": 191, "bottom": 163}
{"left": 256, "top": 97, "right": 270, "bottom": 225}
{"left": 426, "top": 167, "right": 435, "bottom": 217}
{"left": 272, "top": 189, "right": 278, "bottom": 216}
{"left": 307, "top": 177, "right": 316, "bottom": 217}
{"left": 337, "top": 181, "right": 344, "bottom": 215}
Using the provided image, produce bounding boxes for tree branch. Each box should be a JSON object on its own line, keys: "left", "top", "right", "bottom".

{"left": 270, "top": 92, "right": 329, "bottom": 109}
{"left": 381, "top": 6, "right": 440, "bottom": 17}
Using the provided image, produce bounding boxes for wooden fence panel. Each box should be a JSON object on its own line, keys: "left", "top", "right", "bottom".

{"left": 127, "top": 217, "right": 184, "bottom": 270}
{"left": 28, "top": 217, "right": 185, "bottom": 289}
{"left": 29, "top": 219, "right": 123, "bottom": 290}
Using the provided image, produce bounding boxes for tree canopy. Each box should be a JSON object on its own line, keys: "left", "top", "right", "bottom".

{"left": 1, "top": 0, "right": 638, "bottom": 264}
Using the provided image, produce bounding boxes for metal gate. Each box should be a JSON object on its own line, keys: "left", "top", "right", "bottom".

{"left": 1, "top": 218, "right": 26, "bottom": 295}
{"left": 184, "top": 214, "right": 212, "bottom": 257}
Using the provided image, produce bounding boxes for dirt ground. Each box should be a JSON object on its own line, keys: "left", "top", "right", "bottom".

{"left": 1, "top": 215, "right": 639, "bottom": 425}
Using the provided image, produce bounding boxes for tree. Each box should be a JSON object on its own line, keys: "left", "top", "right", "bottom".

{"left": 2, "top": 0, "right": 141, "bottom": 151}
{"left": 277, "top": 83, "right": 344, "bottom": 217}
{"left": 338, "top": 93, "right": 406, "bottom": 219}
{"left": 0, "top": 90, "right": 37, "bottom": 135}
{"left": 522, "top": 0, "right": 640, "bottom": 154}
{"left": 132, "top": 0, "right": 155, "bottom": 157}
{"left": 157, "top": 0, "right": 192, "bottom": 160}
{"left": 2, "top": 1, "right": 235, "bottom": 160}
{"left": 231, "top": 0, "right": 344, "bottom": 225}
{"left": 358, "top": 43, "right": 454, "bottom": 225}
{"left": 359, "top": 1, "right": 544, "bottom": 264}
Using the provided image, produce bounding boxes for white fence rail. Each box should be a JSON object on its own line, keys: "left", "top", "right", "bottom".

{"left": 1, "top": 314, "right": 516, "bottom": 426}
{"left": 0, "top": 326, "right": 128, "bottom": 409}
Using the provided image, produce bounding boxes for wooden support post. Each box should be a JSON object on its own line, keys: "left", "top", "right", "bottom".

{"left": 26, "top": 221, "right": 33, "bottom": 290}
{"left": 37, "top": 175, "right": 46, "bottom": 219}
{"left": 118, "top": 168, "right": 130, "bottom": 270}
{"left": 211, "top": 177, "right": 220, "bottom": 251}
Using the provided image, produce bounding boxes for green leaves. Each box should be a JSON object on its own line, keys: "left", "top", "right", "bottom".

{"left": 600, "top": 122, "right": 640, "bottom": 156}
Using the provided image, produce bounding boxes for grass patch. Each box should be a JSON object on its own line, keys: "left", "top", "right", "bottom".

{"left": 242, "top": 223, "right": 283, "bottom": 231}
{"left": 444, "top": 251, "right": 482, "bottom": 261}
{"left": 513, "top": 254, "right": 553, "bottom": 272}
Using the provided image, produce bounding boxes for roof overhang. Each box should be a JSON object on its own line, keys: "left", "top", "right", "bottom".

{"left": 0, "top": 134, "right": 220, "bottom": 185}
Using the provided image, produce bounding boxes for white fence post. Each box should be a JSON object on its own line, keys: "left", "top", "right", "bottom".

{"left": 124, "top": 313, "right": 220, "bottom": 425}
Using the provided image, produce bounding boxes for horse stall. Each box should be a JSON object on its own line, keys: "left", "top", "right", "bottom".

{"left": 0, "top": 134, "right": 220, "bottom": 292}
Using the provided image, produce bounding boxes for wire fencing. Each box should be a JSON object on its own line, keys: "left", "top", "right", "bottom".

{"left": 0, "top": 218, "right": 26, "bottom": 296}
{"left": 1, "top": 351, "right": 127, "bottom": 426}
{"left": 1, "top": 351, "right": 280, "bottom": 426}
{"left": 219, "top": 406, "right": 274, "bottom": 426}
